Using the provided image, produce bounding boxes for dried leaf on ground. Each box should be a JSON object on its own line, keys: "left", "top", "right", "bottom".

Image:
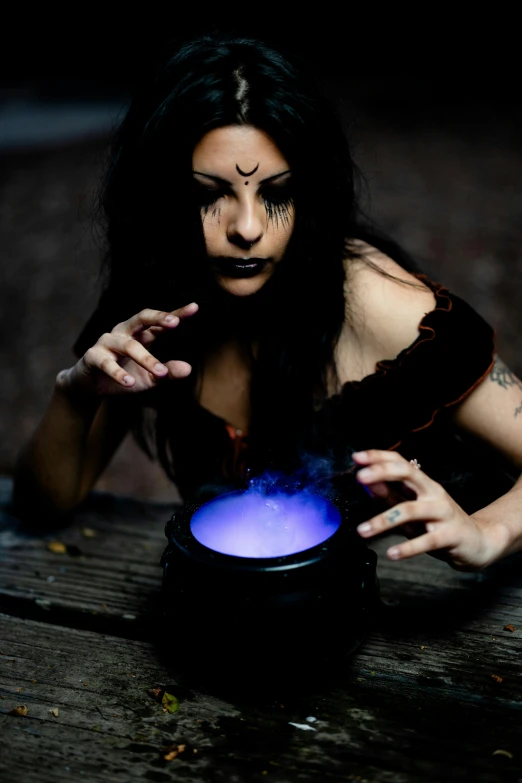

{"left": 491, "top": 674, "right": 503, "bottom": 683}
{"left": 80, "top": 527, "right": 98, "bottom": 538}
{"left": 162, "top": 692, "right": 179, "bottom": 714}
{"left": 49, "top": 707, "right": 59, "bottom": 717}
{"left": 163, "top": 744, "right": 186, "bottom": 761}
{"left": 46, "top": 541, "right": 67, "bottom": 554}
{"left": 504, "top": 624, "right": 517, "bottom": 632}
{"left": 148, "top": 687, "right": 162, "bottom": 699}
{"left": 10, "top": 705, "right": 28, "bottom": 716}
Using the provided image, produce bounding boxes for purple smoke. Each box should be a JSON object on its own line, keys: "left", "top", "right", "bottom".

{"left": 190, "top": 488, "right": 341, "bottom": 558}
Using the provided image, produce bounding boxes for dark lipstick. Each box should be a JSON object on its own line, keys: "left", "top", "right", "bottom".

{"left": 212, "top": 257, "right": 269, "bottom": 279}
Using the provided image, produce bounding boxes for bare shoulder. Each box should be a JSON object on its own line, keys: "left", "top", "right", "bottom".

{"left": 347, "top": 242, "right": 436, "bottom": 348}
{"left": 335, "top": 242, "right": 437, "bottom": 383}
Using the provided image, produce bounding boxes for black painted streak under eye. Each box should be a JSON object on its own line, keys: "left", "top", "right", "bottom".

{"left": 236, "top": 163, "right": 259, "bottom": 177}
{"left": 264, "top": 199, "right": 293, "bottom": 228}
{"left": 201, "top": 203, "right": 221, "bottom": 221}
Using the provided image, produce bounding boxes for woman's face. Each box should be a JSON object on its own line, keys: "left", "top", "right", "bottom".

{"left": 192, "top": 125, "right": 295, "bottom": 296}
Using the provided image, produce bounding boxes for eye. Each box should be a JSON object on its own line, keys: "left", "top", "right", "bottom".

{"left": 260, "top": 185, "right": 294, "bottom": 226}
{"left": 193, "top": 184, "right": 227, "bottom": 215}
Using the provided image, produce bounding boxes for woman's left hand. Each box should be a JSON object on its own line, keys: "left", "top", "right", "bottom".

{"left": 353, "top": 450, "right": 503, "bottom": 571}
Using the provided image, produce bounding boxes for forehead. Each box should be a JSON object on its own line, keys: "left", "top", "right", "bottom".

{"left": 192, "top": 125, "right": 289, "bottom": 172}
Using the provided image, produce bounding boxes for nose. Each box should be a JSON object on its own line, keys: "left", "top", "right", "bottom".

{"left": 227, "top": 198, "right": 263, "bottom": 250}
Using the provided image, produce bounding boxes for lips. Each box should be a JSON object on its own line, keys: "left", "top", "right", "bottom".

{"left": 212, "top": 257, "right": 269, "bottom": 279}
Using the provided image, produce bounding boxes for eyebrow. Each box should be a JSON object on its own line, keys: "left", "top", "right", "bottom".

{"left": 192, "top": 169, "right": 292, "bottom": 186}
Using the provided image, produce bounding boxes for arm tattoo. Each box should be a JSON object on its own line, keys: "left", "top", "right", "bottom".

{"left": 490, "top": 357, "right": 522, "bottom": 392}
{"left": 515, "top": 402, "right": 522, "bottom": 419}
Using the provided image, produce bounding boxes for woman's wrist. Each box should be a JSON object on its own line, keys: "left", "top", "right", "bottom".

{"left": 54, "top": 368, "right": 101, "bottom": 415}
{"left": 473, "top": 513, "right": 515, "bottom": 567}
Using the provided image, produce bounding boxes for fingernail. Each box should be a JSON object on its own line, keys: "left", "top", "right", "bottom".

{"left": 154, "top": 363, "right": 168, "bottom": 373}
{"left": 352, "top": 451, "right": 368, "bottom": 460}
{"left": 388, "top": 547, "right": 401, "bottom": 560}
{"left": 356, "top": 468, "right": 373, "bottom": 481}
{"left": 357, "top": 523, "right": 372, "bottom": 534}
{"left": 123, "top": 375, "right": 133, "bottom": 384}
{"left": 164, "top": 315, "right": 177, "bottom": 323}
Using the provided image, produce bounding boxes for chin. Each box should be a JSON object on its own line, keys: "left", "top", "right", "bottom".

{"left": 217, "top": 274, "right": 272, "bottom": 297}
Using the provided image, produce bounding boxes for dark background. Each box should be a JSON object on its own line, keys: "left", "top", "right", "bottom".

{"left": 1, "top": 15, "right": 521, "bottom": 501}
{"left": 2, "top": 12, "right": 520, "bottom": 102}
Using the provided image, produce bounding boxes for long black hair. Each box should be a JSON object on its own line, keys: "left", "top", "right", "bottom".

{"left": 76, "top": 32, "right": 415, "bottom": 485}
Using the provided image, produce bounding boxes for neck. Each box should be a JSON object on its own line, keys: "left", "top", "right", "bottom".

{"left": 208, "top": 277, "right": 278, "bottom": 342}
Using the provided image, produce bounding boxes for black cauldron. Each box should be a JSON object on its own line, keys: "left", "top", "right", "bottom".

{"left": 161, "top": 488, "right": 379, "bottom": 692}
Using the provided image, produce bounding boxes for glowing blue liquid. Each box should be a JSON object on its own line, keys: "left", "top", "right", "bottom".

{"left": 190, "top": 490, "right": 341, "bottom": 558}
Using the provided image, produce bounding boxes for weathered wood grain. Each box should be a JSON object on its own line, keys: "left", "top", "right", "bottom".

{"left": 1, "top": 613, "right": 521, "bottom": 783}
{"left": 1, "top": 476, "right": 522, "bottom": 781}
{"left": 0, "top": 480, "right": 174, "bottom": 636}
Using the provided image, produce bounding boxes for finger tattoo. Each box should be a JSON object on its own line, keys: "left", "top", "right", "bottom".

{"left": 386, "top": 508, "right": 401, "bottom": 525}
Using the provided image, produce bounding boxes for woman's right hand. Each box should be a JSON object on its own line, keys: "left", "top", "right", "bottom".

{"left": 56, "top": 303, "right": 199, "bottom": 397}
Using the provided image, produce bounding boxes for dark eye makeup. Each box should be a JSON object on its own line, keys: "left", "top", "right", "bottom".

{"left": 261, "top": 185, "right": 294, "bottom": 226}
{"left": 195, "top": 186, "right": 225, "bottom": 217}
{"left": 193, "top": 180, "right": 294, "bottom": 225}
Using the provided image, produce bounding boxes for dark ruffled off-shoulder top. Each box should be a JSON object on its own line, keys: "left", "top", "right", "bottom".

{"left": 75, "top": 278, "right": 515, "bottom": 513}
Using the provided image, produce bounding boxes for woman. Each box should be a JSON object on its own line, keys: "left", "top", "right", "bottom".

{"left": 13, "top": 33, "right": 522, "bottom": 571}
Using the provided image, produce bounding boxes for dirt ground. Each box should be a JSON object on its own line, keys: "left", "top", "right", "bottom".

{"left": 2, "top": 101, "right": 521, "bottom": 502}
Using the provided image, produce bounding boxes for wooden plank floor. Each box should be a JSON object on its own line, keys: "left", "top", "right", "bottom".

{"left": 1, "top": 475, "right": 522, "bottom": 782}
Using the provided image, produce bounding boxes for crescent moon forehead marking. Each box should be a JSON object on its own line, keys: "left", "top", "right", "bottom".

{"left": 236, "top": 163, "right": 259, "bottom": 177}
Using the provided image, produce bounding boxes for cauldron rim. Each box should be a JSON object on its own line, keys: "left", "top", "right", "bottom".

{"left": 162, "top": 488, "right": 372, "bottom": 574}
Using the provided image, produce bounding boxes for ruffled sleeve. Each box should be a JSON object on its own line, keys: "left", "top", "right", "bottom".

{"left": 316, "top": 278, "right": 496, "bottom": 453}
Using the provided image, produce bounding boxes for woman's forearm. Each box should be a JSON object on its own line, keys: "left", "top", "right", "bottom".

{"left": 472, "top": 475, "right": 522, "bottom": 563}
{"left": 13, "top": 379, "right": 102, "bottom": 516}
